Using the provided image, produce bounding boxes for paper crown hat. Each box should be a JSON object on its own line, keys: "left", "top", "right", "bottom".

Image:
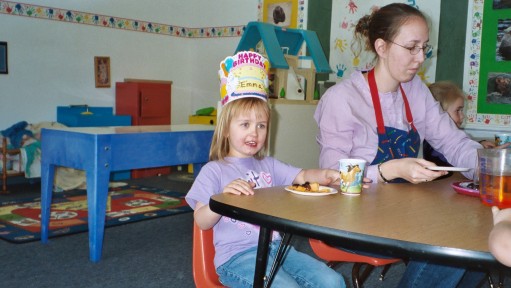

{"left": 219, "top": 51, "right": 270, "bottom": 106}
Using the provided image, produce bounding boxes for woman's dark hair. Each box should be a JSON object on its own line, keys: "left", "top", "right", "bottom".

{"left": 353, "top": 3, "right": 427, "bottom": 54}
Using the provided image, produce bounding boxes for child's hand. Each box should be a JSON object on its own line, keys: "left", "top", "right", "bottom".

{"left": 496, "top": 142, "right": 511, "bottom": 149}
{"left": 480, "top": 140, "right": 496, "bottom": 149}
{"left": 222, "top": 179, "right": 255, "bottom": 196}
{"left": 325, "top": 169, "right": 340, "bottom": 186}
{"left": 492, "top": 206, "right": 511, "bottom": 225}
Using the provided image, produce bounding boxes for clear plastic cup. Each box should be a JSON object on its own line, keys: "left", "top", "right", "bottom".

{"left": 477, "top": 149, "right": 511, "bottom": 208}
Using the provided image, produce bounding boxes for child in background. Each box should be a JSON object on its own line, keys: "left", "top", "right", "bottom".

{"left": 185, "top": 52, "right": 346, "bottom": 288}
{"left": 423, "top": 81, "right": 496, "bottom": 167}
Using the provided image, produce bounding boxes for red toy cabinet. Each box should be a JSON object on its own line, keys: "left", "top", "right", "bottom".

{"left": 116, "top": 79, "right": 172, "bottom": 178}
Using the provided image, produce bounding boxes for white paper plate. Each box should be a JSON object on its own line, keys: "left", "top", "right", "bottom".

{"left": 285, "top": 186, "right": 338, "bottom": 196}
{"left": 426, "top": 166, "right": 470, "bottom": 172}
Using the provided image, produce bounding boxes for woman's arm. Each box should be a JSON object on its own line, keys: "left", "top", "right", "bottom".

{"left": 377, "top": 158, "right": 448, "bottom": 184}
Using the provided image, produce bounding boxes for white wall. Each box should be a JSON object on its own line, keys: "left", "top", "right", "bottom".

{"left": 0, "top": 0, "right": 258, "bottom": 125}
{"left": 270, "top": 104, "right": 320, "bottom": 168}
{"left": 0, "top": 0, "right": 326, "bottom": 168}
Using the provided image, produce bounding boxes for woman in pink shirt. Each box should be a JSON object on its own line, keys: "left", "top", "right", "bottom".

{"left": 315, "top": 3, "right": 486, "bottom": 287}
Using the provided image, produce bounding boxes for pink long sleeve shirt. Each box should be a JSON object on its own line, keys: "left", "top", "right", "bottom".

{"left": 314, "top": 71, "right": 482, "bottom": 182}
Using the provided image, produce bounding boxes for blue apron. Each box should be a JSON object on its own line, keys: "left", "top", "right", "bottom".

{"left": 367, "top": 69, "right": 420, "bottom": 183}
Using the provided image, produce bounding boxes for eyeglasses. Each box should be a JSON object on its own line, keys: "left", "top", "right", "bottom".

{"left": 388, "top": 40, "right": 433, "bottom": 56}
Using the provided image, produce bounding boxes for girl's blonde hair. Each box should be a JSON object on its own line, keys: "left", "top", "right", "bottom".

{"left": 209, "top": 97, "right": 271, "bottom": 161}
{"left": 428, "top": 81, "right": 465, "bottom": 111}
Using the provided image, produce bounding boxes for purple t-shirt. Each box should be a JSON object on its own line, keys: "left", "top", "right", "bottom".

{"left": 314, "top": 71, "right": 482, "bottom": 182}
{"left": 185, "top": 156, "right": 302, "bottom": 268}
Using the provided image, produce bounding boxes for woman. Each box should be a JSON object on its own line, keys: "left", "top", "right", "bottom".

{"left": 315, "top": 4, "right": 481, "bottom": 184}
{"left": 314, "top": 3, "right": 485, "bottom": 287}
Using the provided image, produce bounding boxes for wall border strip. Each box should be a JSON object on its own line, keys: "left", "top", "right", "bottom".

{"left": 0, "top": 1, "right": 246, "bottom": 38}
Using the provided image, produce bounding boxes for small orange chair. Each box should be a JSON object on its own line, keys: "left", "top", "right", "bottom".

{"left": 192, "top": 222, "right": 224, "bottom": 287}
{"left": 309, "top": 239, "right": 402, "bottom": 288}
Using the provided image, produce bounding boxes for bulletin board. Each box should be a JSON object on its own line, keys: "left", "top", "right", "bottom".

{"left": 328, "top": 0, "right": 440, "bottom": 83}
{"left": 463, "top": 0, "right": 511, "bottom": 128}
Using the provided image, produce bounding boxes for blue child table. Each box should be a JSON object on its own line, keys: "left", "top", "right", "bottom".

{"left": 40, "top": 124, "right": 214, "bottom": 262}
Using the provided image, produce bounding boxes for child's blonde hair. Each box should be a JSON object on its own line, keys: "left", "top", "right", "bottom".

{"left": 209, "top": 97, "right": 271, "bottom": 161}
{"left": 428, "top": 81, "right": 465, "bottom": 111}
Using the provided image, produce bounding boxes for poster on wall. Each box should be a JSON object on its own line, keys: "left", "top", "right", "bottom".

{"left": 262, "top": 0, "right": 298, "bottom": 28}
{"left": 328, "top": 0, "right": 440, "bottom": 83}
{"left": 493, "top": 0, "right": 511, "bottom": 9}
{"left": 94, "top": 56, "right": 111, "bottom": 88}
{"left": 463, "top": 0, "right": 511, "bottom": 128}
{"left": 259, "top": 0, "right": 307, "bottom": 30}
{"left": 497, "top": 19, "right": 511, "bottom": 61}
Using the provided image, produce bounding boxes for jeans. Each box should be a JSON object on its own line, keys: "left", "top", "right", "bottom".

{"left": 217, "top": 240, "right": 345, "bottom": 288}
{"left": 339, "top": 246, "right": 486, "bottom": 288}
{"left": 398, "top": 260, "right": 486, "bottom": 288}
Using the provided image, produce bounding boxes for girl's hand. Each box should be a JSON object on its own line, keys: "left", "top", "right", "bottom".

{"left": 480, "top": 140, "right": 496, "bottom": 149}
{"left": 222, "top": 179, "right": 255, "bottom": 196}
{"left": 325, "top": 169, "right": 341, "bottom": 186}
{"left": 492, "top": 206, "right": 511, "bottom": 225}
{"left": 496, "top": 142, "right": 511, "bottom": 149}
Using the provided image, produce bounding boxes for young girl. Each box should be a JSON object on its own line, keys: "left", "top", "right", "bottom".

{"left": 424, "top": 81, "right": 498, "bottom": 167}
{"left": 186, "top": 52, "right": 345, "bottom": 288}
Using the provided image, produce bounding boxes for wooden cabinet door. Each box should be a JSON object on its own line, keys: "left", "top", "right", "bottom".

{"left": 139, "top": 84, "right": 171, "bottom": 120}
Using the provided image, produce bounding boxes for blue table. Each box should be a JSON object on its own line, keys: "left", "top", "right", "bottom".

{"left": 40, "top": 125, "right": 214, "bottom": 262}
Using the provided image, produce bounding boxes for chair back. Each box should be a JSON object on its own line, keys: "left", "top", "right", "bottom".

{"left": 192, "top": 221, "right": 224, "bottom": 287}
{"left": 309, "top": 239, "right": 400, "bottom": 266}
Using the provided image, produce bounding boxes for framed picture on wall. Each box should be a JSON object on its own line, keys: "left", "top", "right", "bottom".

{"left": 493, "top": 0, "right": 511, "bottom": 9}
{"left": 94, "top": 56, "right": 110, "bottom": 88}
{"left": 497, "top": 19, "right": 511, "bottom": 61}
{"left": 262, "top": 0, "right": 298, "bottom": 28}
{"left": 485, "top": 72, "right": 511, "bottom": 104}
{"left": 0, "top": 42, "right": 7, "bottom": 74}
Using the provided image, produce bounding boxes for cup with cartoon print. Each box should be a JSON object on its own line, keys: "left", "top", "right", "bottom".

{"left": 338, "top": 159, "right": 366, "bottom": 195}
{"left": 495, "top": 133, "right": 511, "bottom": 146}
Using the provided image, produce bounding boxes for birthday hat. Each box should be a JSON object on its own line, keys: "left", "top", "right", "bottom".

{"left": 218, "top": 51, "right": 270, "bottom": 106}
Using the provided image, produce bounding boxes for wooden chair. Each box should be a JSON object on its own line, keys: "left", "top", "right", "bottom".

{"left": 309, "top": 239, "right": 402, "bottom": 288}
{"left": 192, "top": 221, "right": 224, "bottom": 288}
{"left": 1, "top": 138, "right": 25, "bottom": 193}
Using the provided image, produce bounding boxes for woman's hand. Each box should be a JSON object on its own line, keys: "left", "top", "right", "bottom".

{"left": 362, "top": 177, "right": 373, "bottom": 188}
{"left": 379, "top": 158, "right": 448, "bottom": 184}
{"left": 222, "top": 179, "right": 255, "bottom": 195}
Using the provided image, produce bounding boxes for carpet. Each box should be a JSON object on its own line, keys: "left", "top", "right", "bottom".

{"left": 0, "top": 185, "right": 192, "bottom": 243}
